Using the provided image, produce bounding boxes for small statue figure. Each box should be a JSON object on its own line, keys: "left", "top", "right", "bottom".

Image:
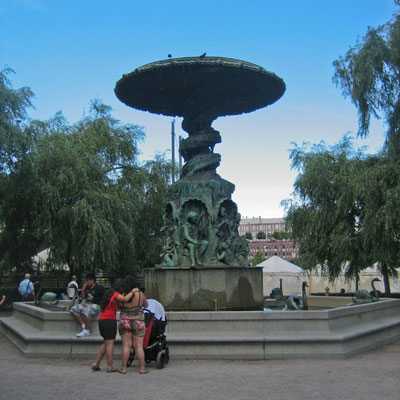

{"left": 286, "top": 281, "right": 308, "bottom": 311}
{"left": 34, "top": 282, "right": 67, "bottom": 311}
{"left": 159, "top": 205, "right": 180, "bottom": 267}
{"left": 270, "top": 279, "right": 284, "bottom": 299}
{"left": 160, "top": 226, "right": 178, "bottom": 267}
{"left": 350, "top": 278, "right": 381, "bottom": 305}
{"left": 228, "top": 211, "right": 250, "bottom": 266}
{"left": 182, "top": 211, "right": 208, "bottom": 266}
{"left": 216, "top": 206, "right": 230, "bottom": 242}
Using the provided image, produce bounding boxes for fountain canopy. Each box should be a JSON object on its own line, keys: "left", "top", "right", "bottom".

{"left": 114, "top": 56, "right": 285, "bottom": 123}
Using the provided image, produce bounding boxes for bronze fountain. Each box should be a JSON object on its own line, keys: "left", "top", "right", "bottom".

{"left": 115, "top": 56, "right": 285, "bottom": 309}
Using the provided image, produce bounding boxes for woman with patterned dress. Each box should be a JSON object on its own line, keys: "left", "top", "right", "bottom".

{"left": 118, "top": 276, "right": 148, "bottom": 374}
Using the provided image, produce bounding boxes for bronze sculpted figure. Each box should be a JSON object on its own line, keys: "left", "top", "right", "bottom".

{"left": 286, "top": 281, "right": 309, "bottom": 311}
{"left": 350, "top": 278, "right": 381, "bottom": 305}
{"left": 33, "top": 282, "right": 67, "bottom": 311}
{"left": 182, "top": 211, "right": 208, "bottom": 266}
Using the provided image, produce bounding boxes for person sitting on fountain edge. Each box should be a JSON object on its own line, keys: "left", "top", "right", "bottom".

{"left": 70, "top": 273, "right": 105, "bottom": 338}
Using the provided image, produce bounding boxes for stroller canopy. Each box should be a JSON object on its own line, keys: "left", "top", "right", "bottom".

{"left": 146, "top": 299, "right": 166, "bottom": 321}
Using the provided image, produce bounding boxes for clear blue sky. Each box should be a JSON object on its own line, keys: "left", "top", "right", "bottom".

{"left": 0, "top": 0, "right": 396, "bottom": 218}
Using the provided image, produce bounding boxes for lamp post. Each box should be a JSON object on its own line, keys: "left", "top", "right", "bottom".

{"left": 171, "top": 119, "right": 175, "bottom": 183}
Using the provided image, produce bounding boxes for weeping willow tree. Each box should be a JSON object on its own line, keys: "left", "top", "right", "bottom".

{"left": 355, "top": 155, "right": 400, "bottom": 296}
{"left": 284, "top": 2, "right": 400, "bottom": 295}
{"left": 0, "top": 68, "right": 42, "bottom": 274}
{"left": 283, "top": 138, "right": 372, "bottom": 286}
{"left": 333, "top": 1, "right": 400, "bottom": 144}
{"left": 29, "top": 101, "right": 171, "bottom": 275}
{"left": 332, "top": 1, "right": 400, "bottom": 295}
{"left": 0, "top": 71, "right": 171, "bottom": 276}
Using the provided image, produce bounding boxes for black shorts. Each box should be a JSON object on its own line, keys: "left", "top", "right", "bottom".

{"left": 98, "top": 319, "right": 117, "bottom": 340}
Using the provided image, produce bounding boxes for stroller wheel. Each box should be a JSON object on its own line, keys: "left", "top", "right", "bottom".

{"left": 156, "top": 350, "right": 167, "bottom": 369}
{"left": 127, "top": 349, "right": 135, "bottom": 367}
{"left": 165, "top": 347, "right": 170, "bottom": 364}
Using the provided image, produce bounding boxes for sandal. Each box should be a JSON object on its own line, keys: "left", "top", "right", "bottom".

{"left": 106, "top": 368, "right": 118, "bottom": 373}
{"left": 118, "top": 370, "right": 127, "bottom": 374}
{"left": 91, "top": 365, "right": 101, "bottom": 371}
{"left": 140, "top": 370, "right": 148, "bottom": 374}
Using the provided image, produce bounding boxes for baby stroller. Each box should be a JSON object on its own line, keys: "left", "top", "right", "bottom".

{"left": 127, "top": 299, "right": 169, "bottom": 369}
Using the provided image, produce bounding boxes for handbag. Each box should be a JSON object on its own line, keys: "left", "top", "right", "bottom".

{"left": 23, "top": 293, "right": 34, "bottom": 301}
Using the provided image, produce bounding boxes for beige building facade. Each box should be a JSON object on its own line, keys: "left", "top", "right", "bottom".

{"left": 239, "top": 217, "right": 299, "bottom": 262}
{"left": 239, "top": 217, "right": 286, "bottom": 238}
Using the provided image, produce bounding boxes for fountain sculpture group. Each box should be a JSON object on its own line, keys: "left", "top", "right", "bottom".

{"left": 115, "top": 56, "right": 285, "bottom": 310}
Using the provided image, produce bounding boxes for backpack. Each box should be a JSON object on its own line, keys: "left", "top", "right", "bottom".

{"left": 67, "top": 282, "right": 78, "bottom": 299}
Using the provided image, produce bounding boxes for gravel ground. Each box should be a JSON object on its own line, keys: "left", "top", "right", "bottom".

{"left": 0, "top": 332, "right": 399, "bottom": 400}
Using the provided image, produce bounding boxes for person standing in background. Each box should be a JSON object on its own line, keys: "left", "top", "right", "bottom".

{"left": 18, "top": 273, "right": 35, "bottom": 301}
{"left": 67, "top": 275, "right": 79, "bottom": 299}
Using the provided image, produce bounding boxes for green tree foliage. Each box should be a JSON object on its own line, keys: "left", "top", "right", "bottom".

{"left": 0, "top": 71, "right": 171, "bottom": 276}
{"left": 251, "top": 252, "right": 264, "bottom": 266}
{"left": 244, "top": 232, "right": 253, "bottom": 240}
{"left": 331, "top": 2, "right": 400, "bottom": 294}
{"left": 0, "top": 68, "right": 41, "bottom": 273}
{"left": 333, "top": 2, "right": 400, "bottom": 151}
{"left": 272, "top": 231, "right": 292, "bottom": 240}
{"left": 130, "top": 156, "right": 172, "bottom": 268}
{"left": 256, "top": 231, "right": 266, "bottom": 240}
{"left": 284, "top": 136, "right": 400, "bottom": 294}
{"left": 283, "top": 138, "right": 372, "bottom": 281}
{"left": 284, "top": 3, "right": 400, "bottom": 295}
{"left": 32, "top": 103, "right": 145, "bottom": 274}
{"left": 0, "top": 67, "right": 34, "bottom": 175}
{"left": 357, "top": 155, "right": 400, "bottom": 295}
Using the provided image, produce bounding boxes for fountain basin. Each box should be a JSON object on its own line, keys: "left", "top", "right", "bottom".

{"left": 264, "top": 296, "right": 354, "bottom": 310}
{"left": 167, "top": 299, "right": 400, "bottom": 359}
{"left": 1, "top": 299, "right": 399, "bottom": 359}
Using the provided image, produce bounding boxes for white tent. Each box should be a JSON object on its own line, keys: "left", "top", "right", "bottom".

{"left": 257, "top": 256, "right": 307, "bottom": 297}
{"left": 31, "top": 248, "right": 69, "bottom": 272}
{"left": 32, "top": 248, "right": 50, "bottom": 269}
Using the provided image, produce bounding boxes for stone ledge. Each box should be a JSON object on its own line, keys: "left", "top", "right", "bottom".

{"left": 1, "top": 299, "right": 399, "bottom": 359}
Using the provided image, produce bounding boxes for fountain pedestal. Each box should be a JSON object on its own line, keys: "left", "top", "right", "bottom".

{"left": 144, "top": 266, "right": 263, "bottom": 311}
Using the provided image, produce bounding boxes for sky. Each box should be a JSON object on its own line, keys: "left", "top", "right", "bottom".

{"left": 0, "top": 0, "right": 397, "bottom": 218}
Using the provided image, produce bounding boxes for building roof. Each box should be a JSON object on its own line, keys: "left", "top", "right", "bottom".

{"left": 257, "top": 255, "right": 304, "bottom": 273}
{"left": 240, "top": 217, "right": 285, "bottom": 225}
